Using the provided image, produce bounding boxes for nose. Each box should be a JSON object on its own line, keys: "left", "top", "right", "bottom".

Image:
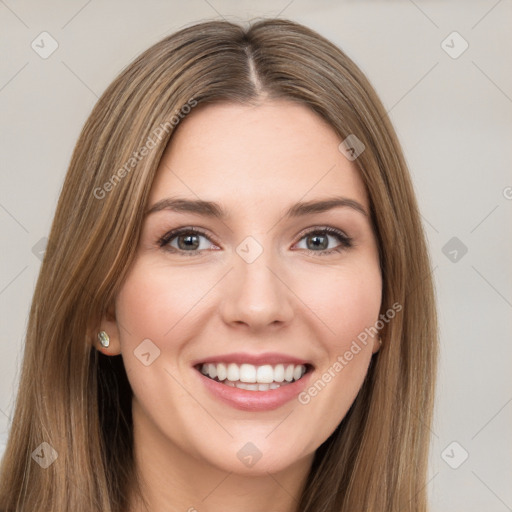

{"left": 219, "top": 247, "right": 294, "bottom": 332}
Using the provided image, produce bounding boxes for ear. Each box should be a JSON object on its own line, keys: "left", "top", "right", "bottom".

{"left": 91, "top": 301, "right": 122, "bottom": 356}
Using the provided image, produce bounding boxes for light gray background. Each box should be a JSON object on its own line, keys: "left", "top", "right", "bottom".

{"left": 1, "top": 1, "right": 511, "bottom": 510}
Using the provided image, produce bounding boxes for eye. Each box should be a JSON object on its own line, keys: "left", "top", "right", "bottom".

{"left": 294, "top": 227, "right": 353, "bottom": 256}
{"left": 158, "top": 227, "right": 218, "bottom": 256}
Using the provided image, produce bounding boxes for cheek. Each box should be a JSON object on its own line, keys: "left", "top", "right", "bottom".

{"left": 115, "top": 276, "right": 165, "bottom": 345}
{"left": 113, "top": 264, "right": 197, "bottom": 426}
{"left": 115, "top": 261, "right": 212, "bottom": 345}
{"left": 294, "top": 261, "right": 382, "bottom": 347}
{"left": 337, "top": 271, "right": 382, "bottom": 343}
{"left": 293, "top": 267, "right": 381, "bottom": 449}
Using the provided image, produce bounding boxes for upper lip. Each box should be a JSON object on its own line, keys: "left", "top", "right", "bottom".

{"left": 191, "top": 352, "right": 313, "bottom": 368}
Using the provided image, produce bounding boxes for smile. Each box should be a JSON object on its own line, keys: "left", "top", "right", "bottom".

{"left": 196, "top": 362, "right": 309, "bottom": 391}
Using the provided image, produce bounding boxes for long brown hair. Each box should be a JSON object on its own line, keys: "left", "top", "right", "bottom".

{"left": 0, "top": 18, "right": 438, "bottom": 511}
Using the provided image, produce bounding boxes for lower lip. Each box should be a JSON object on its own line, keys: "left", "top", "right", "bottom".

{"left": 194, "top": 367, "right": 313, "bottom": 412}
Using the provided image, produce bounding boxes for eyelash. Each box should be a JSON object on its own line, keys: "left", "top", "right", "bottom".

{"left": 157, "top": 226, "right": 353, "bottom": 257}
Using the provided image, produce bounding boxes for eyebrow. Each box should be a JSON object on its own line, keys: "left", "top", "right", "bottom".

{"left": 145, "top": 196, "right": 369, "bottom": 219}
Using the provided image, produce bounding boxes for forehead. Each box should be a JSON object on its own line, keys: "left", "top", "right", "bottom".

{"left": 148, "top": 100, "right": 368, "bottom": 212}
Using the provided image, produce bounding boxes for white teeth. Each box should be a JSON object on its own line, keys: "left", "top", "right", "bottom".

{"left": 216, "top": 363, "right": 227, "bottom": 381}
{"left": 293, "top": 365, "right": 303, "bottom": 381}
{"left": 226, "top": 363, "right": 239, "bottom": 382}
{"left": 284, "top": 364, "right": 295, "bottom": 382}
{"left": 256, "top": 365, "right": 274, "bottom": 383}
{"left": 223, "top": 380, "right": 279, "bottom": 390}
{"left": 199, "top": 362, "right": 307, "bottom": 386}
{"left": 239, "top": 363, "right": 256, "bottom": 383}
{"left": 274, "top": 364, "right": 285, "bottom": 382}
{"left": 207, "top": 363, "right": 217, "bottom": 379}
{"left": 241, "top": 383, "right": 259, "bottom": 391}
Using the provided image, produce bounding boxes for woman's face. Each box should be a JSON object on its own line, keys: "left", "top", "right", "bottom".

{"left": 110, "top": 99, "right": 382, "bottom": 475}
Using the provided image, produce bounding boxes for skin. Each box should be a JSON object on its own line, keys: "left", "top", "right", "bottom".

{"left": 98, "top": 99, "right": 382, "bottom": 512}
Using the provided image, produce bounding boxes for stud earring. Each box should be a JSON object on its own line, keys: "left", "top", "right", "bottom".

{"left": 98, "top": 330, "right": 110, "bottom": 348}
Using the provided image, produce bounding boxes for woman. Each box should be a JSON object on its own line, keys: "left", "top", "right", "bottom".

{"left": 0, "top": 18, "right": 438, "bottom": 512}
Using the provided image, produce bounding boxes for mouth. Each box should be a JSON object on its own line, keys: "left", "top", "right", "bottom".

{"left": 194, "top": 362, "right": 314, "bottom": 391}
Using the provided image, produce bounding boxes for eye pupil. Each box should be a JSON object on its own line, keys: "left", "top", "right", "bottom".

{"left": 308, "top": 234, "right": 328, "bottom": 250}
{"left": 178, "top": 234, "right": 200, "bottom": 250}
